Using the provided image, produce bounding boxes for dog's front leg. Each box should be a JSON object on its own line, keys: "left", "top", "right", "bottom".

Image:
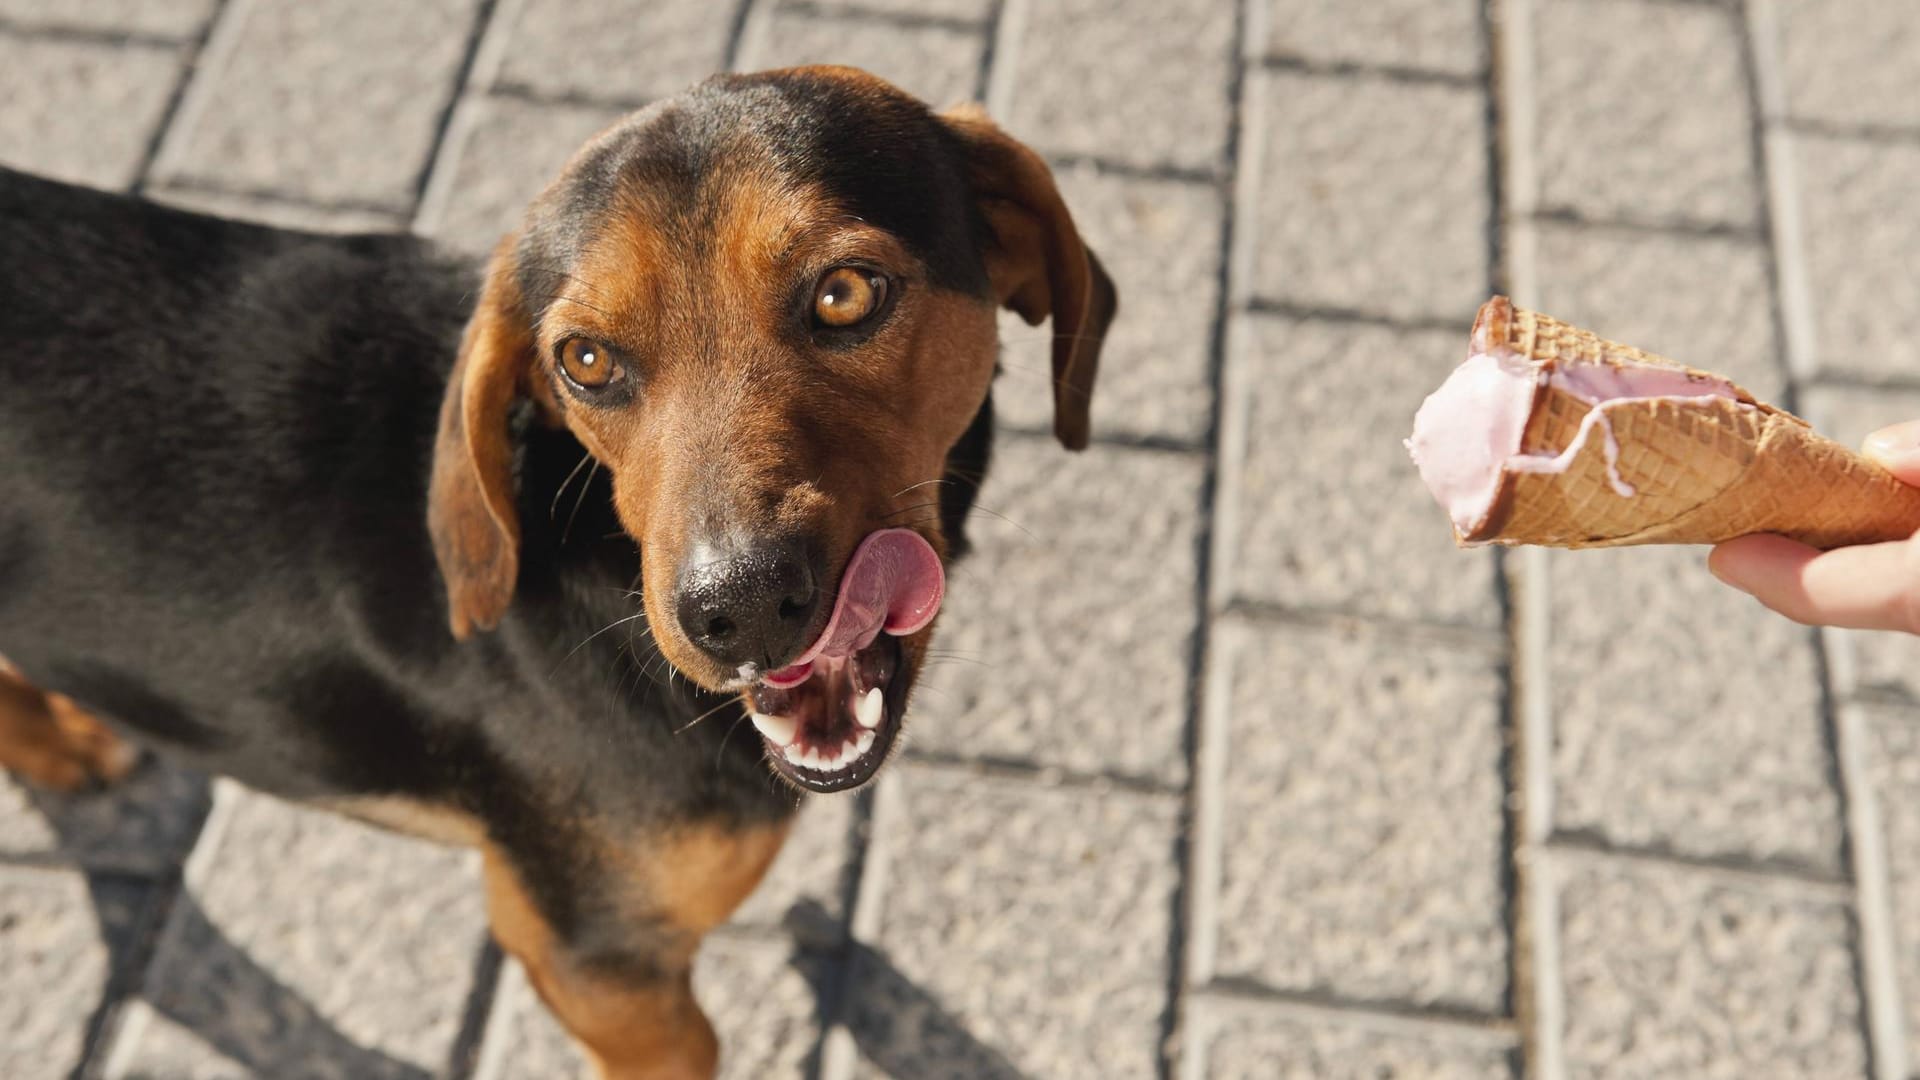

{"left": 480, "top": 821, "right": 790, "bottom": 1079}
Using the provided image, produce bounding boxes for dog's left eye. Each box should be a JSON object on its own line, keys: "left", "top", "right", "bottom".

{"left": 557, "top": 337, "right": 621, "bottom": 390}
{"left": 812, "top": 267, "right": 888, "bottom": 329}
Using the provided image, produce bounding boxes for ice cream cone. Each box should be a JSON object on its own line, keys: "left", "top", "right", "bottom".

{"left": 1408, "top": 297, "right": 1920, "bottom": 550}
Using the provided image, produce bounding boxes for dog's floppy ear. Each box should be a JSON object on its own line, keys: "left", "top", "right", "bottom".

{"left": 941, "top": 104, "right": 1117, "bottom": 451}
{"left": 429, "top": 239, "right": 533, "bottom": 639}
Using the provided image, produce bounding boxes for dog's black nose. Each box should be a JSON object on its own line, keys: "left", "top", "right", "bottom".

{"left": 675, "top": 540, "right": 821, "bottom": 669}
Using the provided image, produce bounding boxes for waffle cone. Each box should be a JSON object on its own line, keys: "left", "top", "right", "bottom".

{"left": 1460, "top": 297, "right": 1920, "bottom": 549}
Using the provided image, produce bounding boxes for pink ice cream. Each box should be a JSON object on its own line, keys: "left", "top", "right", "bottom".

{"left": 1407, "top": 327, "right": 1742, "bottom": 539}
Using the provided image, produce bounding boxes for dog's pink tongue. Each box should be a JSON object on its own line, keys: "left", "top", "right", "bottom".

{"left": 763, "top": 529, "right": 943, "bottom": 686}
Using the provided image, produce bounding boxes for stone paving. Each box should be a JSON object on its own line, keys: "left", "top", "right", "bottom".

{"left": 4, "top": 0, "right": 1920, "bottom": 1077}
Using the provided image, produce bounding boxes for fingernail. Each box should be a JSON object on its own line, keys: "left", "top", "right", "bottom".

{"left": 1865, "top": 420, "right": 1920, "bottom": 459}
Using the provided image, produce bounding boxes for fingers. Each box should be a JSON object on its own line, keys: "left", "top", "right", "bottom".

{"left": 1863, "top": 420, "right": 1920, "bottom": 486}
{"left": 1709, "top": 533, "right": 1920, "bottom": 632}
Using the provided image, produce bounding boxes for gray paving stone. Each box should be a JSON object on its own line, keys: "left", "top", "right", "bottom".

{"left": 1251, "top": 70, "right": 1489, "bottom": 321}
{"left": 152, "top": 0, "right": 482, "bottom": 209}
{"left": 1225, "top": 314, "right": 1500, "bottom": 628}
{"left": 0, "top": 36, "right": 181, "bottom": 190}
{"left": 487, "top": 0, "right": 736, "bottom": 105}
{"left": 415, "top": 94, "right": 627, "bottom": 255}
{"left": 474, "top": 937, "right": 826, "bottom": 1080}
{"left": 906, "top": 436, "right": 1203, "bottom": 784}
{"left": 845, "top": 768, "right": 1178, "bottom": 1079}
{"left": 743, "top": 8, "right": 984, "bottom": 107}
{"left": 793, "top": 0, "right": 990, "bottom": 20}
{"left": 993, "top": 165, "right": 1221, "bottom": 445}
{"left": 1773, "top": 0, "right": 1920, "bottom": 130}
{"left": 1002, "top": 0, "right": 1235, "bottom": 173}
{"left": 729, "top": 790, "right": 857, "bottom": 934}
{"left": 0, "top": 759, "right": 208, "bottom": 875}
{"left": 1854, "top": 703, "right": 1920, "bottom": 1069}
{"left": 1554, "top": 852, "right": 1866, "bottom": 1079}
{"left": 1212, "top": 620, "right": 1508, "bottom": 1013}
{"left": 0, "top": 867, "right": 144, "bottom": 1080}
{"left": 1530, "top": 0, "right": 1757, "bottom": 228}
{"left": 147, "top": 185, "right": 408, "bottom": 233}
{"left": 1800, "top": 386, "right": 1920, "bottom": 702}
{"left": 1529, "top": 224, "right": 1784, "bottom": 400}
{"left": 1197, "top": 1001, "right": 1517, "bottom": 1079}
{"left": 1262, "top": 0, "right": 1484, "bottom": 76}
{"left": 103, "top": 786, "right": 488, "bottom": 1079}
{"left": 1549, "top": 546, "right": 1843, "bottom": 873}
{"left": 0, "top": 0, "right": 215, "bottom": 38}
{"left": 1789, "top": 133, "right": 1920, "bottom": 381}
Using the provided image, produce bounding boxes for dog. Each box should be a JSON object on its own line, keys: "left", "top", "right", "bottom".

{"left": 0, "top": 66, "right": 1114, "bottom": 1077}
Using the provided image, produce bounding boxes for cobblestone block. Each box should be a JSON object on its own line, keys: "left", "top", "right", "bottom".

{"left": 474, "top": 937, "right": 827, "bottom": 1080}
{"left": 906, "top": 436, "right": 1203, "bottom": 784}
{"left": 1854, "top": 703, "right": 1920, "bottom": 1068}
{"left": 1002, "top": 0, "right": 1235, "bottom": 173}
{"left": 1224, "top": 314, "right": 1500, "bottom": 627}
{"left": 1530, "top": 0, "right": 1757, "bottom": 228}
{"left": 0, "top": 0, "right": 215, "bottom": 38}
{"left": 793, "top": 0, "right": 990, "bottom": 19}
{"left": 1530, "top": 224, "right": 1784, "bottom": 400}
{"left": 993, "top": 165, "right": 1221, "bottom": 444}
{"left": 743, "top": 8, "right": 984, "bottom": 107}
{"left": 1196, "top": 1001, "right": 1517, "bottom": 1079}
{"left": 1800, "top": 386, "right": 1920, "bottom": 702}
{"left": 845, "top": 767, "right": 1178, "bottom": 1078}
{"left": 487, "top": 0, "right": 737, "bottom": 105}
{"left": 1773, "top": 0, "right": 1920, "bottom": 130}
{"left": 415, "top": 94, "right": 626, "bottom": 254}
{"left": 1251, "top": 70, "right": 1488, "bottom": 321}
{"left": 1212, "top": 620, "right": 1509, "bottom": 1012}
{"left": 101, "top": 786, "right": 488, "bottom": 1078}
{"left": 1549, "top": 546, "right": 1843, "bottom": 873}
{"left": 0, "top": 759, "right": 208, "bottom": 875}
{"left": 0, "top": 36, "right": 181, "bottom": 190}
{"left": 147, "top": 185, "right": 408, "bottom": 233}
{"left": 152, "top": 0, "right": 482, "bottom": 209}
{"left": 1261, "top": 0, "right": 1484, "bottom": 76}
{"left": 0, "top": 867, "right": 144, "bottom": 1080}
{"left": 1789, "top": 133, "right": 1920, "bottom": 380}
{"left": 1554, "top": 852, "right": 1866, "bottom": 1079}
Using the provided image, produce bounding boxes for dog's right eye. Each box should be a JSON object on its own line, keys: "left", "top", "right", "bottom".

{"left": 557, "top": 337, "right": 621, "bottom": 391}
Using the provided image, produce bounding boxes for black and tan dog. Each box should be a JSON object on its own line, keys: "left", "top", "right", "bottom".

{"left": 0, "top": 67, "right": 1113, "bottom": 1077}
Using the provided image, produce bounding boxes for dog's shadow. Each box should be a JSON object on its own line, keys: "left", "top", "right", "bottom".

{"left": 16, "top": 771, "right": 1026, "bottom": 1079}
{"left": 784, "top": 900, "right": 1029, "bottom": 1080}
{"left": 20, "top": 767, "right": 435, "bottom": 1080}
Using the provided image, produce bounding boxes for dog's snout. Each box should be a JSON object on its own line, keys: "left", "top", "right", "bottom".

{"left": 674, "top": 540, "right": 821, "bottom": 669}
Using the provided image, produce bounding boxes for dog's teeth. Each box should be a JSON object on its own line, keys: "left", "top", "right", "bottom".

{"left": 751, "top": 712, "right": 799, "bottom": 747}
{"left": 855, "top": 687, "right": 884, "bottom": 730}
{"left": 856, "top": 728, "right": 877, "bottom": 757}
{"left": 804, "top": 748, "right": 830, "bottom": 772}
{"left": 783, "top": 743, "right": 808, "bottom": 766}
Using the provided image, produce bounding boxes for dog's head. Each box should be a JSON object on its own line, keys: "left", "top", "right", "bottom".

{"left": 428, "top": 67, "right": 1114, "bottom": 792}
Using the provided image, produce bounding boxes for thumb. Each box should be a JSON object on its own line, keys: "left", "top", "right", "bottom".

{"left": 1863, "top": 420, "right": 1920, "bottom": 488}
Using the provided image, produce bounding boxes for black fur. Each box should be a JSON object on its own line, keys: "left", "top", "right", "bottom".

{"left": 0, "top": 71, "right": 998, "bottom": 974}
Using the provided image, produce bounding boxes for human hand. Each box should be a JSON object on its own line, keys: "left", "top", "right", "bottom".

{"left": 1709, "top": 420, "right": 1920, "bottom": 631}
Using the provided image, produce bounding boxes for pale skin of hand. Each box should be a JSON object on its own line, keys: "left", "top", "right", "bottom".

{"left": 1710, "top": 419, "right": 1920, "bottom": 632}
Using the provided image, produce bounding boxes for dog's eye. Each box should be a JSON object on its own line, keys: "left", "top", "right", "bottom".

{"left": 812, "top": 267, "right": 888, "bottom": 328}
{"left": 558, "top": 337, "right": 620, "bottom": 390}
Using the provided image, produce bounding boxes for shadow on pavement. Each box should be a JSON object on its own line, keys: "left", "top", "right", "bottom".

{"left": 785, "top": 899, "right": 1029, "bottom": 1080}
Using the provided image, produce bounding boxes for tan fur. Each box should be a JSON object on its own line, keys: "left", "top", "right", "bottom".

{"left": 0, "top": 663, "right": 138, "bottom": 792}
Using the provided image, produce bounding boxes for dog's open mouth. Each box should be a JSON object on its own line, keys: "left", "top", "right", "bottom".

{"left": 746, "top": 528, "right": 943, "bottom": 793}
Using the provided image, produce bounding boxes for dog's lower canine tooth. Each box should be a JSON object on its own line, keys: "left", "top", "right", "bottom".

{"left": 752, "top": 712, "right": 799, "bottom": 746}
{"left": 856, "top": 686, "right": 883, "bottom": 729}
